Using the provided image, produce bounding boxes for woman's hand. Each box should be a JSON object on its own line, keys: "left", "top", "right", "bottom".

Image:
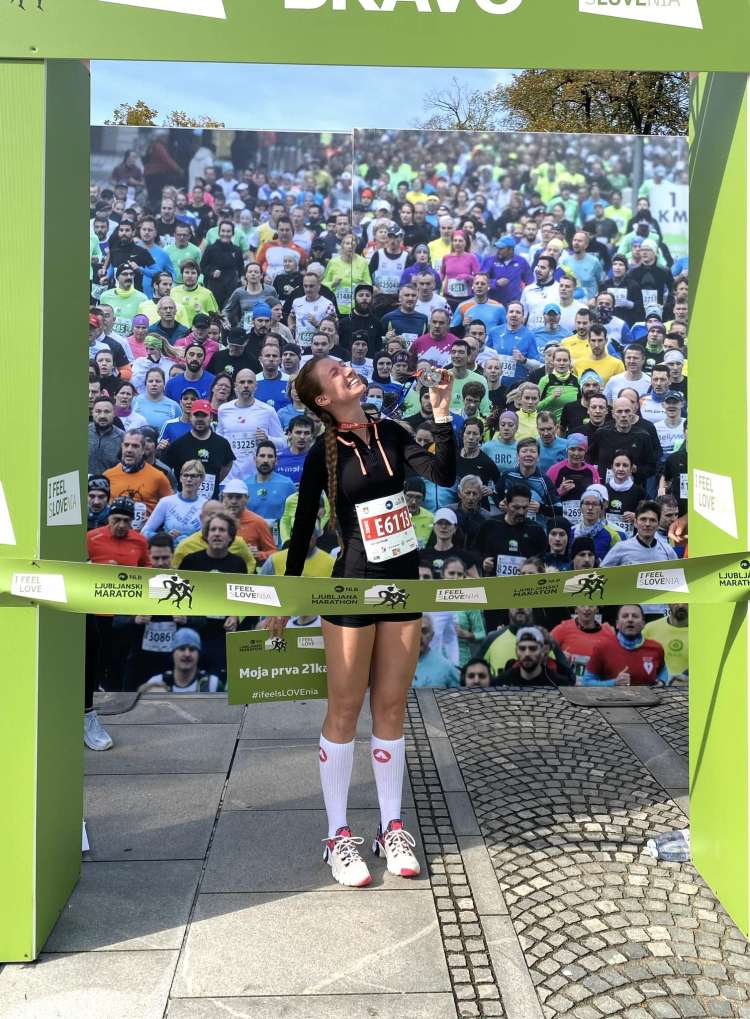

{"left": 262, "top": 616, "right": 290, "bottom": 639}
{"left": 428, "top": 374, "right": 453, "bottom": 419}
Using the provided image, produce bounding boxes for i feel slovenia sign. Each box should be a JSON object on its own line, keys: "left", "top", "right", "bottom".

{"left": 0, "top": 0, "right": 743, "bottom": 70}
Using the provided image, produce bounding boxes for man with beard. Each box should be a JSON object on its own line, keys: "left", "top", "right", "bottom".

{"left": 105, "top": 430, "right": 173, "bottom": 529}
{"left": 520, "top": 255, "right": 561, "bottom": 331}
{"left": 245, "top": 441, "right": 297, "bottom": 525}
{"left": 493, "top": 627, "right": 574, "bottom": 688}
{"left": 574, "top": 326, "right": 624, "bottom": 386}
{"left": 165, "top": 343, "right": 215, "bottom": 402}
{"left": 105, "top": 221, "right": 154, "bottom": 292}
{"left": 559, "top": 370, "right": 606, "bottom": 434}
{"left": 339, "top": 284, "right": 384, "bottom": 354}
{"left": 478, "top": 607, "right": 536, "bottom": 677}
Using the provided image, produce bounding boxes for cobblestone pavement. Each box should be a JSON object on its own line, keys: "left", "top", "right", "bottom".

{"left": 435, "top": 688, "right": 750, "bottom": 1019}
{"left": 646, "top": 691, "right": 689, "bottom": 758}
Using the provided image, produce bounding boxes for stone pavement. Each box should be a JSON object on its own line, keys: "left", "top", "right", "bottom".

{"left": 1, "top": 687, "right": 750, "bottom": 1018}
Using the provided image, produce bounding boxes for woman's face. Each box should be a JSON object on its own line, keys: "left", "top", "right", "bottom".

{"left": 213, "top": 378, "right": 232, "bottom": 403}
{"left": 115, "top": 386, "right": 133, "bottom": 408}
{"left": 219, "top": 222, "right": 234, "bottom": 242}
{"left": 341, "top": 234, "right": 355, "bottom": 257}
{"left": 208, "top": 324, "right": 222, "bottom": 342}
{"left": 452, "top": 234, "right": 466, "bottom": 253}
{"left": 246, "top": 264, "right": 261, "bottom": 285}
{"left": 612, "top": 456, "right": 633, "bottom": 483}
{"left": 374, "top": 225, "right": 388, "bottom": 245}
{"left": 376, "top": 356, "right": 392, "bottom": 376}
{"left": 443, "top": 561, "right": 466, "bottom": 580}
{"left": 133, "top": 324, "right": 148, "bottom": 342}
{"left": 312, "top": 358, "right": 366, "bottom": 413}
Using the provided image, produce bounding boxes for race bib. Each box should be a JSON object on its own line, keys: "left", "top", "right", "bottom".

{"left": 199, "top": 474, "right": 216, "bottom": 500}
{"left": 496, "top": 555, "right": 524, "bottom": 577}
{"left": 227, "top": 433, "right": 256, "bottom": 460}
{"left": 606, "top": 512, "right": 633, "bottom": 537}
{"left": 641, "top": 288, "right": 659, "bottom": 310}
{"left": 113, "top": 317, "right": 131, "bottom": 336}
{"left": 607, "top": 287, "right": 627, "bottom": 308}
{"left": 298, "top": 328, "right": 315, "bottom": 349}
{"left": 91, "top": 283, "right": 107, "bottom": 301}
{"left": 242, "top": 310, "right": 254, "bottom": 332}
{"left": 446, "top": 278, "right": 469, "bottom": 298}
{"left": 142, "top": 621, "right": 176, "bottom": 652}
{"left": 562, "top": 500, "right": 582, "bottom": 525}
{"left": 355, "top": 491, "right": 418, "bottom": 564}
{"left": 497, "top": 355, "right": 516, "bottom": 379}
{"left": 680, "top": 473, "right": 688, "bottom": 500}
{"left": 569, "top": 653, "right": 590, "bottom": 681}
{"left": 132, "top": 501, "right": 148, "bottom": 530}
{"left": 335, "top": 286, "right": 352, "bottom": 308}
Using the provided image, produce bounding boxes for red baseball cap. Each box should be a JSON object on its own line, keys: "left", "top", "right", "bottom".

{"left": 191, "top": 399, "right": 213, "bottom": 415}
{"left": 88, "top": 313, "right": 100, "bottom": 327}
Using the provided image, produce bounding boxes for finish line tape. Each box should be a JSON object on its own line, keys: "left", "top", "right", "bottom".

{"left": 0, "top": 553, "right": 748, "bottom": 616}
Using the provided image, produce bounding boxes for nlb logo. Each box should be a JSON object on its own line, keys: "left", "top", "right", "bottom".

{"left": 579, "top": 0, "right": 702, "bottom": 30}
{"left": 100, "top": 0, "right": 226, "bottom": 18}
{"left": 285, "top": 0, "right": 523, "bottom": 13}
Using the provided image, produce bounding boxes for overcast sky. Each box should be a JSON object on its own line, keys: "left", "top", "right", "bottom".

{"left": 91, "top": 61, "right": 515, "bottom": 132}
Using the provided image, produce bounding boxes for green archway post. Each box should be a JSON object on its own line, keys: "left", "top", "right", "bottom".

{"left": 1, "top": 0, "right": 750, "bottom": 959}
{"left": 0, "top": 59, "right": 89, "bottom": 960}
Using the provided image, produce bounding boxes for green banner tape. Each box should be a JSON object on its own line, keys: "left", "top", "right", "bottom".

{"left": 0, "top": 553, "right": 748, "bottom": 616}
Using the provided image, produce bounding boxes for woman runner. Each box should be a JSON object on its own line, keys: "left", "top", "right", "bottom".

{"left": 265, "top": 355, "right": 456, "bottom": 886}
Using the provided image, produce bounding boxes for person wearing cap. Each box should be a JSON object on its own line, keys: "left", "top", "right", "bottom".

{"left": 639, "top": 319, "right": 668, "bottom": 376}
{"left": 573, "top": 325, "right": 624, "bottom": 386}
{"left": 570, "top": 484, "right": 624, "bottom": 560}
{"left": 493, "top": 626, "right": 574, "bottom": 689}
{"left": 477, "top": 605, "right": 536, "bottom": 678}
{"left": 627, "top": 237, "right": 673, "bottom": 313}
{"left": 89, "top": 309, "right": 130, "bottom": 366}
{"left": 581, "top": 605, "right": 667, "bottom": 688}
{"left": 256, "top": 216, "right": 307, "bottom": 283}
{"left": 87, "top": 475, "right": 111, "bottom": 531}
{"left": 544, "top": 517, "right": 572, "bottom": 570}
{"left": 142, "top": 628, "right": 222, "bottom": 694}
{"left": 99, "top": 263, "right": 148, "bottom": 340}
{"left": 211, "top": 478, "right": 277, "bottom": 570}
{"left": 161, "top": 400, "right": 235, "bottom": 500}
{"left": 210, "top": 326, "right": 262, "bottom": 381}
{"left": 546, "top": 434, "right": 601, "bottom": 507}
{"left": 420, "top": 508, "right": 480, "bottom": 578}
{"left": 338, "top": 285, "right": 383, "bottom": 355}
{"left": 171, "top": 261, "right": 219, "bottom": 324}
{"left": 551, "top": 606, "right": 616, "bottom": 684}
{"left": 599, "top": 254, "right": 642, "bottom": 326}
{"left": 369, "top": 226, "right": 409, "bottom": 310}
{"left": 450, "top": 272, "right": 507, "bottom": 334}
{"left": 480, "top": 234, "right": 532, "bottom": 307}
{"left": 321, "top": 232, "right": 371, "bottom": 316}
{"left": 532, "top": 302, "right": 571, "bottom": 349}
{"left": 663, "top": 348, "right": 687, "bottom": 402}
{"left": 171, "top": 311, "right": 221, "bottom": 369}
{"left": 157, "top": 386, "right": 199, "bottom": 448}
{"left": 400, "top": 244, "right": 441, "bottom": 292}
{"left": 557, "top": 368, "right": 604, "bottom": 436}
{"left": 440, "top": 230, "right": 481, "bottom": 307}
{"left": 88, "top": 395, "right": 124, "bottom": 475}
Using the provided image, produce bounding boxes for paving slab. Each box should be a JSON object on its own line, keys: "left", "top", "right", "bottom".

{"left": 458, "top": 836, "right": 508, "bottom": 917}
{"left": 241, "top": 696, "right": 372, "bottom": 739}
{"left": 415, "top": 688, "right": 447, "bottom": 737}
{"left": 85, "top": 723, "right": 238, "bottom": 775}
{"left": 0, "top": 950, "right": 178, "bottom": 1019}
{"left": 610, "top": 722, "right": 688, "bottom": 790}
{"left": 43, "top": 860, "right": 202, "bottom": 952}
{"left": 482, "top": 914, "right": 545, "bottom": 1019}
{"left": 166, "top": 992, "right": 457, "bottom": 1018}
{"left": 201, "top": 808, "right": 428, "bottom": 893}
{"left": 224, "top": 740, "right": 413, "bottom": 811}
{"left": 444, "top": 791, "right": 481, "bottom": 836}
{"left": 428, "top": 736, "right": 466, "bottom": 793}
{"left": 85, "top": 773, "right": 225, "bottom": 860}
{"left": 171, "top": 891, "right": 450, "bottom": 998}
{"left": 100, "top": 694, "right": 245, "bottom": 726}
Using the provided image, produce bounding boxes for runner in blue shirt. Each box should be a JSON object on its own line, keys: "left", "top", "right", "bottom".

{"left": 532, "top": 303, "right": 573, "bottom": 350}
{"left": 157, "top": 387, "right": 199, "bottom": 448}
{"left": 487, "top": 301, "right": 540, "bottom": 388}
{"left": 450, "top": 273, "right": 507, "bottom": 332}
{"left": 275, "top": 414, "right": 315, "bottom": 485}
{"left": 481, "top": 236, "right": 533, "bottom": 306}
{"left": 245, "top": 441, "right": 298, "bottom": 522}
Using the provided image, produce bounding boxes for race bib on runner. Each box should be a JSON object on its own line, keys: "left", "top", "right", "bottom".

{"left": 607, "top": 287, "right": 627, "bottom": 308}
{"left": 446, "top": 278, "right": 469, "bottom": 298}
{"left": 606, "top": 512, "right": 633, "bottom": 537}
{"left": 335, "top": 286, "right": 352, "bottom": 308}
{"left": 227, "top": 433, "right": 256, "bottom": 460}
{"left": 199, "top": 474, "right": 216, "bottom": 500}
{"left": 375, "top": 276, "right": 400, "bottom": 295}
{"left": 132, "top": 501, "right": 148, "bottom": 530}
{"left": 641, "top": 288, "right": 659, "bottom": 310}
{"left": 569, "top": 653, "right": 590, "bottom": 681}
{"left": 496, "top": 555, "right": 525, "bottom": 577}
{"left": 113, "top": 317, "right": 131, "bottom": 336}
{"left": 562, "top": 500, "right": 582, "bottom": 525}
{"left": 142, "top": 621, "right": 176, "bottom": 652}
{"left": 497, "top": 355, "right": 516, "bottom": 379}
{"left": 355, "top": 491, "right": 418, "bottom": 564}
{"left": 680, "top": 473, "right": 688, "bottom": 500}
{"left": 91, "top": 283, "right": 107, "bottom": 302}
{"left": 242, "top": 310, "right": 254, "bottom": 332}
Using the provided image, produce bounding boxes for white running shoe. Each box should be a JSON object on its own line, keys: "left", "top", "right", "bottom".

{"left": 322, "top": 826, "right": 372, "bottom": 887}
{"left": 84, "top": 710, "right": 113, "bottom": 751}
{"left": 373, "top": 819, "right": 421, "bottom": 877}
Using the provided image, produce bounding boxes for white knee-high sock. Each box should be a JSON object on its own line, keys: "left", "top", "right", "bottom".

{"left": 370, "top": 735, "right": 406, "bottom": 832}
{"left": 319, "top": 734, "right": 355, "bottom": 838}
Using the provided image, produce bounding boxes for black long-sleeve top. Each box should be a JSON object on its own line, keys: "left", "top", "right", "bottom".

{"left": 285, "top": 419, "right": 457, "bottom": 579}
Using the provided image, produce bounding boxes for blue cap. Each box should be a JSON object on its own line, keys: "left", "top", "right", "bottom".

{"left": 543, "top": 303, "right": 561, "bottom": 316}
{"left": 580, "top": 369, "right": 604, "bottom": 384}
{"left": 253, "top": 302, "right": 273, "bottom": 319}
{"left": 496, "top": 235, "right": 516, "bottom": 249}
{"left": 173, "top": 627, "right": 201, "bottom": 651}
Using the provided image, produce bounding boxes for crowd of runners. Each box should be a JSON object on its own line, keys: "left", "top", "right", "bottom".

{"left": 83, "top": 126, "right": 689, "bottom": 746}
